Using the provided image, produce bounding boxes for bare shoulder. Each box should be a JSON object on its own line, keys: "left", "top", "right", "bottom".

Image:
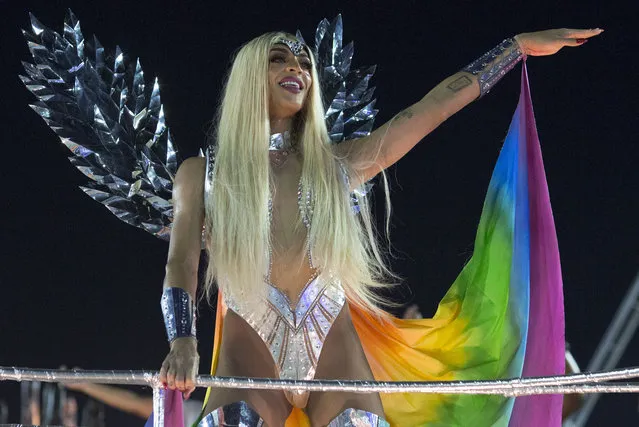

{"left": 173, "top": 157, "right": 206, "bottom": 215}
{"left": 167, "top": 157, "right": 206, "bottom": 269}
{"left": 175, "top": 156, "right": 206, "bottom": 185}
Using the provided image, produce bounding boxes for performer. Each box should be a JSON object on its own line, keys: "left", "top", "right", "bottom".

{"left": 157, "top": 28, "right": 602, "bottom": 426}
{"left": 18, "top": 12, "right": 601, "bottom": 425}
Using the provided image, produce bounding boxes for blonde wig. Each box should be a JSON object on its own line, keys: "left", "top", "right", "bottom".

{"left": 205, "top": 32, "right": 395, "bottom": 313}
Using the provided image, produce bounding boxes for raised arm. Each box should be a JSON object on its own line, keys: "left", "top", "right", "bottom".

{"left": 336, "top": 28, "right": 603, "bottom": 187}
{"left": 159, "top": 156, "right": 206, "bottom": 399}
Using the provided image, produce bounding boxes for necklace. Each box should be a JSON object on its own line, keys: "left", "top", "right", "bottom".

{"left": 269, "top": 131, "right": 297, "bottom": 168}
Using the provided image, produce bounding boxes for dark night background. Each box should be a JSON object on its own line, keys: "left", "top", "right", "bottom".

{"left": 1, "top": 0, "right": 637, "bottom": 425}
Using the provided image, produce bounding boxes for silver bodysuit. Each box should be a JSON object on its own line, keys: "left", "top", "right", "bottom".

{"left": 224, "top": 274, "right": 346, "bottom": 407}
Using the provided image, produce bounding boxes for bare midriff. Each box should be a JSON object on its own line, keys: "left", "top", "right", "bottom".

{"left": 267, "top": 152, "right": 316, "bottom": 301}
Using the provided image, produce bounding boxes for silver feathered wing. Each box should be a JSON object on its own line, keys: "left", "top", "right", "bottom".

{"left": 21, "top": 11, "right": 377, "bottom": 239}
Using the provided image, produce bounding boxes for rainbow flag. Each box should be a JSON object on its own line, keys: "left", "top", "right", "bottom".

{"left": 351, "top": 63, "right": 565, "bottom": 426}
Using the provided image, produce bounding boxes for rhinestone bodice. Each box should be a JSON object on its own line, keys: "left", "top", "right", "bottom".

{"left": 224, "top": 274, "right": 346, "bottom": 407}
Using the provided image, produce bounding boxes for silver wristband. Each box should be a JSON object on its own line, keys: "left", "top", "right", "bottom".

{"left": 161, "top": 287, "right": 197, "bottom": 343}
{"left": 462, "top": 37, "right": 524, "bottom": 98}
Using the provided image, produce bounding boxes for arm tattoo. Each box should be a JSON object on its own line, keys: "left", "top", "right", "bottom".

{"left": 395, "top": 108, "right": 414, "bottom": 122}
{"left": 447, "top": 75, "right": 472, "bottom": 92}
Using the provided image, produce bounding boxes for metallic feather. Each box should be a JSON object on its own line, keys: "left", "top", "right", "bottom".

{"left": 309, "top": 15, "right": 378, "bottom": 210}
{"left": 21, "top": 9, "right": 177, "bottom": 240}
{"left": 21, "top": 12, "right": 375, "bottom": 240}
{"left": 311, "top": 15, "right": 379, "bottom": 143}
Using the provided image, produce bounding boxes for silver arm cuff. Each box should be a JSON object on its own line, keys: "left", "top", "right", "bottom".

{"left": 462, "top": 38, "right": 524, "bottom": 98}
{"left": 161, "top": 287, "right": 197, "bottom": 343}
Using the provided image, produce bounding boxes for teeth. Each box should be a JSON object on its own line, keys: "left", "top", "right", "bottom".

{"left": 280, "top": 81, "right": 300, "bottom": 89}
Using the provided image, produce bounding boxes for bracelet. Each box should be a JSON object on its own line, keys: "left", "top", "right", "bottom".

{"left": 161, "top": 287, "right": 197, "bottom": 343}
{"left": 462, "top": 37, "right": 524, "bottom": 98}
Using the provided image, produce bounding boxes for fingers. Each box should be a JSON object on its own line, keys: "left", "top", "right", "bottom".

{"left": 560, "top": 28, "right": 604, "bottom": 47}
{"left": 559, "top": 28, "right": 603, "bottom": 49}
{"left": 182, "top": 354, "right": 198, "bottom": 399}
{"left": 561, "top": 28, "right": 604, "bottom": 39}
{"left": 174, "top": 369, "right": 186, "bottom": 391}
{"left": 160, "top": 357, "right": 178, "bottom": 390}
{"left": 159, "top": 352, "right": 199, "bottom": 392}
{"left": 183, "top": 372, "right": 195, "bottom": 394}
{"left": 563, "top": 39, "right": 588, "bottom": 47}
{"left": 167, "top": 363, "right": 179, "bottom": 390}
{"left": 159, "top": 359, "right": 169, "bottom": 386}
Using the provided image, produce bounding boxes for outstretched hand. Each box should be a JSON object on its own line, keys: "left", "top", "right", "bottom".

{"left": 515, "top": 28, "right": 603, "bottom": 56}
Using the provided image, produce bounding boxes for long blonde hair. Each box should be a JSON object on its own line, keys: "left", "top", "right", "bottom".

{"left": 205, "top": 32, "right": 395, "bottom": 313}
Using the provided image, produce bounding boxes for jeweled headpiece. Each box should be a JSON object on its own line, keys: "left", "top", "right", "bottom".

{"left": 277, "top": 37, "right": 306, "bottom": 56}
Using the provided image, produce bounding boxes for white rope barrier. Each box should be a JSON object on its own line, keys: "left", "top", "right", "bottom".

{"left": 4, "top": 366, "right": 638, "bottom": 427}
{"left": 2, "top": 366, "right": 639, "bottom": 396}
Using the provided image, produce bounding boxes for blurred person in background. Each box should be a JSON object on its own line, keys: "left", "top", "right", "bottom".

{"left": 19, "top": 380, "right": 80, "bottom": 426}
{"left": 0, "top": 398, "right": 9, "bottom": 424}
{"left": 63, "top": 371, "right": 202, "bottom": 426}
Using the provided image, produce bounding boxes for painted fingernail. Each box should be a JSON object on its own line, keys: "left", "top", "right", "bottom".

{"left": 576, "top": 39, "right": 588, "bottom": 44}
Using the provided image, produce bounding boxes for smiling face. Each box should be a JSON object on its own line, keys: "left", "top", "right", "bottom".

{"left": 268, "top": 43, "right": 313, "bottom": 120}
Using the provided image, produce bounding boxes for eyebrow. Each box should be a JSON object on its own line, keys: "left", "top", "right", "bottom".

{"left": 270, "top": 45, "right": 310, "bottom": 58}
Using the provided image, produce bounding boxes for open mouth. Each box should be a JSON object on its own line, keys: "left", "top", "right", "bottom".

{"left": 279, "top": 77, "right": 303, "bottom": 94}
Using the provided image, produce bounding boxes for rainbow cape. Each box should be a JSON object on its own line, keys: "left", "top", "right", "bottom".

{"left": 172, "top": 64, "right": 565, "bottom": 427}
{"left": 349, "top": 63, "right": 566, "bottom": 426}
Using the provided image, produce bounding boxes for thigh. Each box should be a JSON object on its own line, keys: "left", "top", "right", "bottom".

{"left": 305, "top": 303, "right": 385, "bottom": 426}
{"left": 203, "top": 310, "right": 292, "bottom": 426}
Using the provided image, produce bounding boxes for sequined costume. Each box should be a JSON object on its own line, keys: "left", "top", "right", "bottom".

{"left": 225, "top": 274, "right": 346, "bottom": 408}
{"left": 22, "top": 12, "right": 566, "bottom": 427}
